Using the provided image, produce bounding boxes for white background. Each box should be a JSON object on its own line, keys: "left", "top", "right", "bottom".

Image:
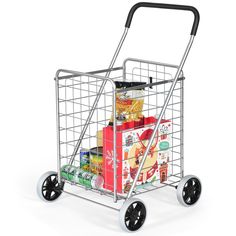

{"left": 1, "top": 0, "right": 235, "bottom": 235}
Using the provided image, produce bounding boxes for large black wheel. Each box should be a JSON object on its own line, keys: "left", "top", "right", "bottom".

{"left": 119, "top": 198, "right": 146, "bottom": 232}
{"left": 37, "top": 171, "right": 64, "bottom": 202}
{"left": 177, "top": 175, "right": 202, "bottom": 206}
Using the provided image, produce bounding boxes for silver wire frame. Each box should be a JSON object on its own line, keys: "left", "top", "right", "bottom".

{"left": 54, "top": 53, "right": 186, "bottom": 207}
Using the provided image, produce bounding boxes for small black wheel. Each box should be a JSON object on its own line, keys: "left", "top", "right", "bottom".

{"left": 119, "top": 198, "right": 146, "bottom": 232}
{"left": 37, "top": 171, "right": 64, "bottom": 202}
{"left": 177, "top": 175, "right": 202, "bottom": 206}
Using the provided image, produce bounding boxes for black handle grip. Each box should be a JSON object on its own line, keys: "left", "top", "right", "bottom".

{"left": 125, "top": 2, "right": 200, "bottom": 36}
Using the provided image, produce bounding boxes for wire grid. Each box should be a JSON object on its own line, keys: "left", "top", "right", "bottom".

{"left": 119, "top": 59, "right": 184, "bottom": 196}
{"left": 58, "top": 74, "right": 114, "bottom": 166}
{"left": 56, "top": 58, "right": 184, "bottom": 199}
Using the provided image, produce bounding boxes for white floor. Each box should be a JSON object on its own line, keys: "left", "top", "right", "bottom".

{"left": 7, "top": 171, "right": 221, "bottom": 236}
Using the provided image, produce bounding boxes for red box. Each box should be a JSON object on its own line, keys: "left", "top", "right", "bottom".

{"left": 103, "top": 116, "right": 171, "bottom": 194}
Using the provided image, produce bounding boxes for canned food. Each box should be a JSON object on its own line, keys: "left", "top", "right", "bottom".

{"left": 80, "top": 148, "right": 90, "bottom": 171}
{"left": 91, "top": 174, "right": 104, "bottom": 189}
{"left": 61, "top": 165, "right": 77, "bottom": 181}
{"left": 74, "top": 168, "right": 85, "bottom": 186}
{"left": 74, "top": 168, "right": 104, "bottom": 189}
{"left": 90, "top": 147, "right": 103, "bottom": 175}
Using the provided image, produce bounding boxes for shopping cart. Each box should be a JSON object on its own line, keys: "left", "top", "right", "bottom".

{"left": 37, "top": 2, "right": 201, "bottom": 232}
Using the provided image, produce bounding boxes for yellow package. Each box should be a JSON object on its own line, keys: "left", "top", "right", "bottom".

{"left": 111, "top": 89, "right": 144, "bottom": 122}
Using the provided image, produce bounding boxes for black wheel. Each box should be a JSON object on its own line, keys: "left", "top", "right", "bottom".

{"left": 119, "top": 198, "right": 146, "bottom": 232}
{"left": 177, "top": 175, "right": 202, "bottom": 206}
{"left": 37, "top": 171, "right": 64, "bottom": 202}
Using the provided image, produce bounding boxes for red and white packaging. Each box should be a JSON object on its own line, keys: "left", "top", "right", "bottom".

{"left": 103, "top": 116, "right": 171, "bottom": 194}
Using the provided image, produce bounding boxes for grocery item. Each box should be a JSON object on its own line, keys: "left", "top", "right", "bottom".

{"left": 61, "top": 165, "right": 104, "bottom": 189}
{"left": 90, "top": 147, "right": 103, "bottom": 175}
{"left": 74, "top": 168, "right": 104, "bottom": 189}
{"left": 103, "top": 116, "right": 171, "bottom": 193}
{"left": 80, "top": 148, "right": 90, "bottom": 171}
{"left": 109, "top": 80, "right": 146, "bottom": 123}
{"left": 61, "top": 165, "right": 77, "bottom": 181}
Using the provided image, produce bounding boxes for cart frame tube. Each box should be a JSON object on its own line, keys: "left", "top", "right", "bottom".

{"left": 68, "top": 28, "right": 128, "bottom": 166}
{"left": 180, "top": 78, "right": 184, "bottom": 178}
{"left": 62, "top": 190, "right": 120, "bottom": 211}
{"left": 66, "top": 28, "right": 128, "bottom": 203}
{"left": 59, "top": 29, "right": 128, "bottom": 203}
{"left": 112, "top": 90, "right": 117, "bottom": 202}
{"left": 55, "top": 69, "right": 118, "bottom": 200}
{"left": 56, "top": 1, "right": 200, "bottom": 201}
{"left": 55, "top": 79, "right": 61, "bottom": 184}
{"left": 127, "top": 35, "right": 195, "bottom": 199}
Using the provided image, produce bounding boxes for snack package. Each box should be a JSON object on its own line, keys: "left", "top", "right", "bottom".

{"left": 116, "top": 90, "right": 144, "bottom": 121}
{"left": 110, "top": 80, "right": 146, "bottom": 123}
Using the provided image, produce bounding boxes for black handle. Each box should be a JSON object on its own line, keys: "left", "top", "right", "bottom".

{"left": 125, "top": 2, "right": 200, "bottom": 36}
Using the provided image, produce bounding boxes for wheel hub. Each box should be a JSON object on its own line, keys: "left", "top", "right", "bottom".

{"left": 124, "top": 201, "right": 146, "bottom": 231}
{"left": 182, "top": 177, "right": 201, "bottom": 205}
{"left": 131, "top": 209, "right": 139, "bottom": 220}
{"left": 187, "top": 186, "right": 195, "bottom": 195}
{"left": 47, "top": 182, "right": 55, "bottom": 191}
{"left": 42, "top": 174, "right": 64, "bottom": 201}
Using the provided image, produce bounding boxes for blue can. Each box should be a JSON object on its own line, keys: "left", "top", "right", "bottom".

{"left": 80, "top": 148, "right": 90, "bottom": 171}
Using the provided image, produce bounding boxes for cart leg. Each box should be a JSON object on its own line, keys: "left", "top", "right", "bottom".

{"left": 68, "top": 28, "right": 129, "bottom": 167}
{"left": 180, "top": 79, "right": 184, "bottom": 178}
{"left": 55, "top": 78, "right": 62, "bottom": 184}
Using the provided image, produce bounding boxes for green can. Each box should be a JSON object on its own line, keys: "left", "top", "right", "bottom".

{"left": 74, "top": 168, "right": 104, "bottom": 189}
{"left": 61, "top": 165, "right": 77, "bottom": 181}
{"left": 61, "top": 165, "right": 104, "bottom": 189}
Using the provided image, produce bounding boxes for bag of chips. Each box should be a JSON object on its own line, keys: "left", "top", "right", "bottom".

{"left": 110, "top": 80, "right": 146, "bottom": 123}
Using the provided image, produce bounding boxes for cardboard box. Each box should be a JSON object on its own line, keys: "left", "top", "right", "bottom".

{"left": 103, "top": 116, "right": 171, "bottom": 194}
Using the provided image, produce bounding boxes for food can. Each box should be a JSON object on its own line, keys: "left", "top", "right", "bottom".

{"left": 90, "top": 147, "right": 103, "bottom": 175}
{"left": 61, "top": 165, "right": 77, "bottom": 181}
{"left": 91, "top": 174, "right": 104, "bottom": 189}
{"left": 81, "top": 171, "right": 93, "bottom": 188}
{"left": 80, "top": 148, "right": 90, "bottom": 171}
{"left": 74, "top": 168, "right": 85, "bottom": 185}
{"left": 74, "top": 168, "right": 104, "bottom": 189}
